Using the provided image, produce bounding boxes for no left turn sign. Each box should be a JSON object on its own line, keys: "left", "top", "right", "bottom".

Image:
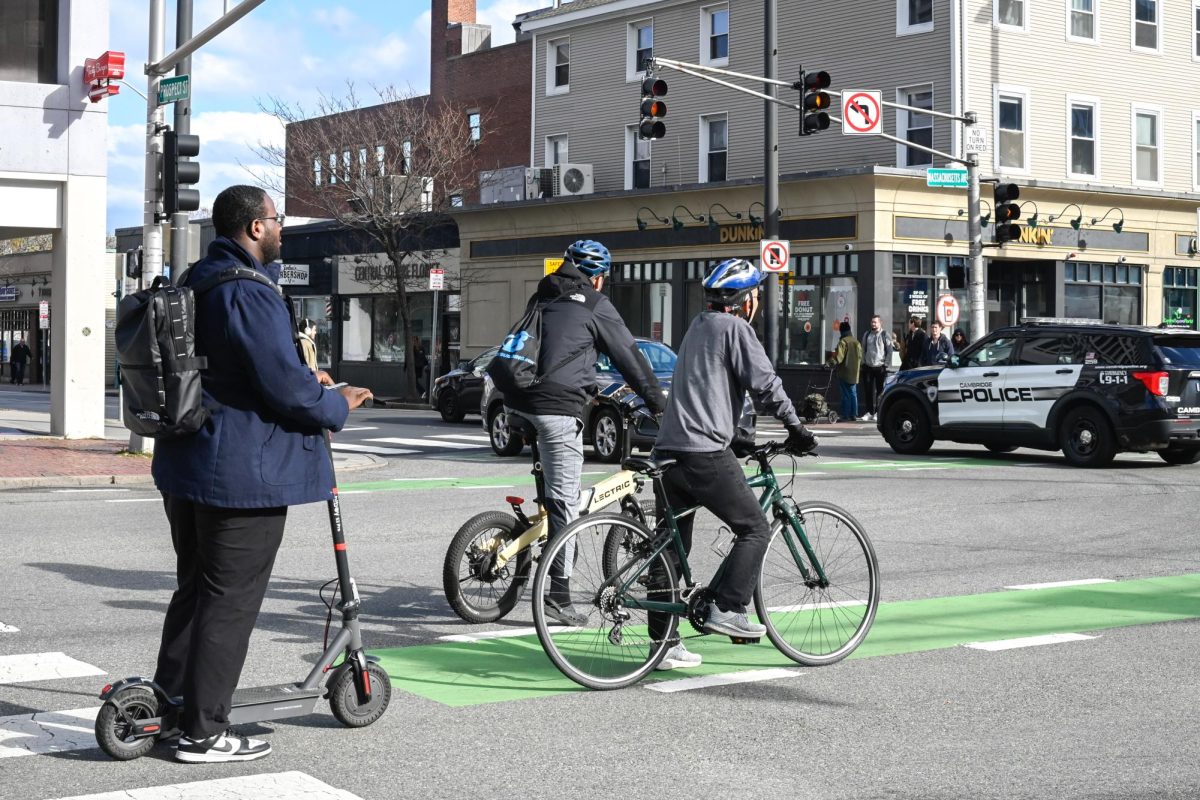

{"left": 760, "top": 239, "right": 790, "bottom": 273}
{"left": 842, "top": 90, "right": 882, "bottom": 136}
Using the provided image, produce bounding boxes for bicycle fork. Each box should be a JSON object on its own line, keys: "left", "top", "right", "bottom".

{"left": 773, "top": 500, "right": 829, "bottom": 588}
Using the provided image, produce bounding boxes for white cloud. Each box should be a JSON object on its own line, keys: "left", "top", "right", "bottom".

{"left": 478, "top": 0, "right": 527, "bottom": 47}
{"left": 313, "top": 5, "right": 359, "bottom": 35}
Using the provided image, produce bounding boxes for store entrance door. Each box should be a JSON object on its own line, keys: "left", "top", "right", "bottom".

{"left": 987, "top": 259, "right": 1055, "bottom": 329}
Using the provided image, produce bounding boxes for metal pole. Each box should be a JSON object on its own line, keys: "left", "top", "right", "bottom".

{"left": 430, "top": 288, "right": 439, "bottom": 397}
{"left": 170, "top": 0, "right": 193, "bottom": 281}
{"left": 967, "top": 153, "right": 986, "bottom": 342}
{"left": 763, "top": 0, "right": 779, "bottom": 365}
{"left": 153, "top": 0, "right": 268, "bottom": 75}
{"left": 134, "top": 0, "right": 167, "bottom": 454}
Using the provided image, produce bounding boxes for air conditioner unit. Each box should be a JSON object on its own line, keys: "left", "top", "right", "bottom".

{"left": 552, "top": 163, "right": 594, "bottom": 197}
{"left": 524, "top": 167, "right": 553, "bottom": 200}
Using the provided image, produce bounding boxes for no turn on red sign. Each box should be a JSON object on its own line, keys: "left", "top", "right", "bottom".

{"left": 841, "top": 90, "right": 882, "bottom": 136}
{"left": 760, "top": 239, "right": 790, "bottom": 273}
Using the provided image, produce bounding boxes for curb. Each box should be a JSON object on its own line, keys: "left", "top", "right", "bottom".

{"left": 371, "top": 398, "right": 433, "bottom": 411}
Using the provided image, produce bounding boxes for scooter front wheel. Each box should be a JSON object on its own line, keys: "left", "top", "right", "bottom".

{"left": 329, "top": 662, "right": 392, "bottom": 728}
{"left": 95, "top": 686, "right": 161, "bottom": 761}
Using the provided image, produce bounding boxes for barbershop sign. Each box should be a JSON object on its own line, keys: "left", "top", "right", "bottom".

{"left": 278, "top": 263, "right": 309, "bottom": 286}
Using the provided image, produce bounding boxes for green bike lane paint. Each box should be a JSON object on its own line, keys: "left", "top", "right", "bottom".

{"left": 370, "top": 573, "right": 1200, "bottom": 707}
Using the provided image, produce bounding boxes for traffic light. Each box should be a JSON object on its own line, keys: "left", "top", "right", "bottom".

{"left": 163, "top": 129, "right": 201, "bottom": 216}
{"left": 798, "top": 68, "right": 831, "bottom": 136}
{"left": 639, "top": 76, "right": 667, "bottom": 140}
{"left": 993, "top": 183, "right": 1022, "bottom": 245}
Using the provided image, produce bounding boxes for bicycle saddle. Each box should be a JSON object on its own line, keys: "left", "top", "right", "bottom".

{"left": 506, "top": 413, "right": 538, "bottom": 442}
{"left": 622, "top": 455, "right": 676, "bottom": 476}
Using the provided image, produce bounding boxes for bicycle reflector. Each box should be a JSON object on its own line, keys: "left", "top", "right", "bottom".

{"left": 1132, "top": 371, "right": 1169, "bottom": 396}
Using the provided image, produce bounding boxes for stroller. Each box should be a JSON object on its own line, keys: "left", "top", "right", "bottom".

{"left": 800, "top": 365, "right": 839, "bottom": 424}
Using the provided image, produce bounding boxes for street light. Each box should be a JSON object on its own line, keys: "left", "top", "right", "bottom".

{"left": 748, "top": 201, "right": 766, "bottom": 228}
{"left": 671, "top": 204, "right": 705, "bottom": 231}
{"left": 635, "top": 206, "right": 668, "bottom": 232}
{"left": 707, "top": 202, "right": 742, "bottom": 232}
{"left": 1090, "top": 207, "right": 1125, "bottom": 233}
{"left": 1047, "top": 203, "right": 1084, "bottom": 230}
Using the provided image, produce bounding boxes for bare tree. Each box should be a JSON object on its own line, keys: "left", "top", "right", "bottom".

{"left": 256, "top": 84, "right": 490, "bottom": 399}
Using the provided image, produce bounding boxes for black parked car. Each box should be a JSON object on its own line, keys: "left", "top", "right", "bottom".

{"left": 480, "top": 339, "right": 677, "bottom": 461}
{"left": 430, "top": 346, "right": 498, "bottom": 423}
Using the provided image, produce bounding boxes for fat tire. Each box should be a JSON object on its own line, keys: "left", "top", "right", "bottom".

{"left": 329, "top": 662, "right": 392, "bottom": 728}
{"left": 443, "top": 511, "right": 531, "bottom": 623}
{"left": 882, "top": 398, "right": 933, "bottom": 455}
{"left": 754, "top": 501, "right": 880, "bottom": 667}
{"left": 94, "top": 687, "right": 160, "bottom": 761}
{"left": 1058, "top": 406, "right": 1116, "bottom": 467}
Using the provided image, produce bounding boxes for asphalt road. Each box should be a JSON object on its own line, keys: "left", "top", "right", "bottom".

{"left": 2, "top": 408, "right": 1199, "bottom": 799}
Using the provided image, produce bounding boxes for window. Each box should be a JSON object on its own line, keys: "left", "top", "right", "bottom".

{"left": 545, "top": 134, "right": 568, "bottom": 167}
{"left": 449, "top": 193, "right": 463, "bottom": 208}
{"left": 1017, "top": 336, "right": 1073, "bottom": 366}
{"left": 375, "top": 145, "right": 386, "bottom": 177}
{"left": 898, "top": 0, "right": 933, "bottom": 34}
{"left": 313, "top": 157, "right": 322, "bottom": 188}
{"left": 1068, "top": 0, "right": 1096, "bottom": 41}
{"left": 328, "top": 153, "right": 338, "bottom": 185}
{"left": 1194, "top": 113, "right": 1200, "bottom": 190}
{"left": 0, "top": 0, "right": 58, "bottom": 83}
{"left": 547, "top": 37, "right": 569, "bottom": 93}
{"left": 898, "top": 85, "right": 933, "bottom": 166}
{"left": 400, "top": 141, "right": 411, "bottom": 176}
{"left": 627, "top": 126, "right": 651, "bottom": 190}
{"left": 995, "top": 0, "right": 1025, "bottom": 29}
{"left": 1164, "top": 267, "right": 1199, "bottom": 329}
{"left": 468, "top": 112, "right": 481, "bottom": 143}
{"left": 1195, "top": 1, "right": 1200, "bottom": 58}
{"left": 1064, "top": 261, "right": 1142, "bottom": 325}
{"left": 358, "top": 147, "right": 368, "bottom": 182}
{"left": 701, "top": 114, "right": 728, "bottom": 182}
{"left": 1133, "top": 108, "right": 1161, "bottom": 184}
{"left": 962, "top": 336, "right": 1018, "bottom": 368}
{"left": 995, "top": 89, "right": 1028, "bottom": 171}
{"left": 780, "top": 254, "right": 861, "bottom": 366}
{"left": 341, "top": 150, "right": 352, "bottom": 184}
{"left": 628, "top": 20, "right": 653, "bottom": 79}
{"left": 1068, "top": 99, "right": 1098, "bottom": 178}
{"left": 702, "top": 5, "right": 729, "bottom": 65}
{"left": 1133, "top": 0, "right": 1159, "bottom": 52}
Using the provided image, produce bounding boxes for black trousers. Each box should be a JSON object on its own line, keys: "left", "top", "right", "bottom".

{"left": 649, "top": 448, "right": 773, "bottom": 645}
{"left": 11, "top": 361, "right": 25, "bottom": 384}
{"left": 154, "top": 494, "right": 287, "bottom": 739}
{"left": 860, "top": 365, "right": 887, "bottom": 415}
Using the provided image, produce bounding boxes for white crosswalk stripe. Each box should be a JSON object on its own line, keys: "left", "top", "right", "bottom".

{"left": 0, "top": 622, "right": 18, "bottom": 633}
{"left": 0, "top": 652, "right": 105, "bottom": 685}
{"left": 331, "top": 443, "right": 418, "bottom": 456}
{"left": 46, "top": 771, "right": 365, "bottom": 799}
{"left": 364, "top": 436, "right": 488, "bottom": 449}
{"left": 0, "top": 706, "right": 99, "bottom": 759}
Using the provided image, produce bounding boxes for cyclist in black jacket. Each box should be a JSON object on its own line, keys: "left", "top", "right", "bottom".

{"left": 505, "top": 240, "right": 668, "bottom": 625}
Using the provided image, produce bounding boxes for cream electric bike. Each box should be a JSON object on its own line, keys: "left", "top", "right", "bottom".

{"left": 443, "top": 400, "right": 654, "bottom": 623}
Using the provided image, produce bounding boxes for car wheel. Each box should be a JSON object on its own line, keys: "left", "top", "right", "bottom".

{"left": 590, "top": 407, "right": 623, "bottom": 463}
{"left": 488, "top": 407, "right": 524, "bottom": 457}
{"left": 1157, "top": 446, "right": 1200, "bottom": 465}
{"left": 1058, "top": 406, "right": 1116, "bottom": 467}
{"left": 984, "top": 443, "right": 1018, "bottom": 454}
{"left": 438, "top": 390, "right": 465, "bottom": 423}
{"left": 881, "top": 398, "right": 933, "bottom": 455}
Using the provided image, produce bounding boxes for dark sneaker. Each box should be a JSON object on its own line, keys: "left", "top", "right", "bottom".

{"left": 175, "top": 730, "right": 271, "bottom": 763}
{"left": 543, "top": 596, "right": 588, "bottom": 626}
{"left": 703, "top": 604, "right": 766, "bottom": 639}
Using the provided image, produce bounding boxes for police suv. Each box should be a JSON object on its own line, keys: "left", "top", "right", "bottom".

{"left": 877, "top": 320, "right": 1200, "bottom": 467}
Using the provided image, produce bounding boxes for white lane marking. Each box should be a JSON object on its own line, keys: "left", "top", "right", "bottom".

{"left": 107, "top": 498, "right": 159, "bottom": 504}
{"left": 331, "top": 443, "right": 419, "bottom": 456}
{"left": 646, "top": 667, "right": 801, "bottom": 693}
{"left": 0, "top": 653, "right": 105, "bottom": 685}
{"left": 365, "top": 436, "right": 487, "bottom": 450}
{"left": 432, "top": 434, "right": 492, "bottom": 442}
{"left": 0, "top": 706, "right": 99, "bottom": 759}
{"left": 768, "top": 600, "right": 867, "bottom": 613}
{"left": 964, "top": 632, "right": 1097, "bottom": 652}
{"left": 1005, "top": 578, "right": 1115, "bottom": 591}
{"left": 896, "top": 466, "right": 948, "bottom": 471}
{"left": 0, "top": 623, "right": 18, "bottom": 633}
{"left": 461, "top": 485, "right": 513, "bottom": 490}
{"left": 391, "top": 476, "right": 455, "bottom": 481}
{"left": 338, "top": 490, "right": 368, "bottom": 495}
{"left": 339, "top": 426, "right": 379, "bottom": 432}
{"left": 439, "top": 626, "right": 581, "bottom": 643}
{"left": 47, "top": 771, "right": 365, "bottom": 799}
{"left": 50, "top": 488, "right": 130, "bottom": 493}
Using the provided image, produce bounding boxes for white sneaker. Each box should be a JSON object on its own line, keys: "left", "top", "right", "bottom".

{"left": 176, "top": 729, "right": 271, "bottom": 763}
{"left": 655, "top": 643, "right": 703, "bottom": 670}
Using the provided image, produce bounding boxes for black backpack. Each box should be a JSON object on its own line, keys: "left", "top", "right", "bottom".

{"left": 486, "top": 294, "right": 588, "bottom": 395}
{"left": 116, "top": 267, "right": 283, "bottom": 439}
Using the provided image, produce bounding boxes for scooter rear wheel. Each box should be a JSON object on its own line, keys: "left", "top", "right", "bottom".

{"left": 95, "top": 686, "right": 161, "bottom": 761}
{"left": 329, "top": 662, "right": 392, "bottom": 728}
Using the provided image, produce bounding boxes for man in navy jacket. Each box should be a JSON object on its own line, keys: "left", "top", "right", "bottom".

{"left": 152, "top": 185, "right": 372, "bottom": 763}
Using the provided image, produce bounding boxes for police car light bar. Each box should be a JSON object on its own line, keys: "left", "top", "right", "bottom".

{"left": 1020, "top": 317, "right": 1105, "bottom": 325}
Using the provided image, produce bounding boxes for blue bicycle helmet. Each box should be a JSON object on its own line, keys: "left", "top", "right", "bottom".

{"left": 703, "top": 258, "right": 763, "bottom": 305}
{"left": 563, "top": 239, "right": 612, "bottom": 277}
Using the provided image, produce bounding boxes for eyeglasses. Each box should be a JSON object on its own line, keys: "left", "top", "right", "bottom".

{"left": 256, "top": 214, "right": 286, "bottom": 227}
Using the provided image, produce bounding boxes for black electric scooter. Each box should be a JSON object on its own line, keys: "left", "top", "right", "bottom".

{"left": 94, "top": 431, "right": 392, "bottom": 761}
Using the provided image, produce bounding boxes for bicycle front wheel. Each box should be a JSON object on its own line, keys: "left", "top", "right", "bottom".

{"left": 533, "top": 513, "right": 677, "bottom": 690}
{"left": 754, "top": 501, "right": 879, "bottom": 666}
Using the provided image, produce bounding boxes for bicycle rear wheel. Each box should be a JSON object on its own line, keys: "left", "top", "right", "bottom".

{"left": 754, "top": 501, "right": 879, "bottom": 666}
{"left": 601, "top": 498, "right": 656, "bottom": 579}
{"left": 443, "top": 511, "right": 532, "bottom": 623}
{"left": 533, "top": 513, "right": 677, "bottom": 690}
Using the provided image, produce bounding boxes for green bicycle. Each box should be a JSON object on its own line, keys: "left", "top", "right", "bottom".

{"left": 531, "top": 441, "right": 881, "bottom": 690}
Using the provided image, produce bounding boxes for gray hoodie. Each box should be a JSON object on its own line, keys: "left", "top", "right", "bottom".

{"left": 656, "top": 311, "right": 800, "bottom": 453}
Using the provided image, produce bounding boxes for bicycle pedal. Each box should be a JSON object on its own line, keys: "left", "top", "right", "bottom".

{"left": 728, "top": 637, "right": 761, "bottom": 645}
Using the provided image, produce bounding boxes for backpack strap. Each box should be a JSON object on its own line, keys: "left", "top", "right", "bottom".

{"left": 530, "top": 291, "right": 593, "bottom": 386}
{"left": 191, "top": 267, "right": 303, "bottom": 366}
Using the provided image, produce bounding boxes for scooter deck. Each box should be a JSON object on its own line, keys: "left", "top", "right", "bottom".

{"left": 228, "top": 683, "right": 324, "bottom": 725}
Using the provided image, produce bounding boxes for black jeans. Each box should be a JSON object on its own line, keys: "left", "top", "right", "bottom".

{"left": 154, "top": 494, "right": 287, "bottom": 739}
{"left": 860, "top": 365, "right": 887, "bottom": 415}
{"left": 11, "top": 361, "right": 25, "bottom": 384}
{"left": 648, "top": 448, "right": 773, "bottom": 645}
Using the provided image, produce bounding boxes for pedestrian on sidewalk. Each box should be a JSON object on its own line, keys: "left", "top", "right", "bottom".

{"left": 921, "top": 321, "right": 954, "bottom": 366}
{"left": 297, "top": 318, "right": 318, "bottom": 373}
{"left": 829, "top": 320, "right": 863, "bottom": 421}
{"left": 10, "top": 338, "right": 31, "bottom": 386}
{"left": 150, "top": 185, "right": 373, "bottom": 764}
{"left": 859, "top": 315, "right": 893, "bottom": 421}
{"left": 901, "top": 316, "right": 928, "bottom": 371}
{"left": 951, "top": 327, "right": 969, "bottom": 353}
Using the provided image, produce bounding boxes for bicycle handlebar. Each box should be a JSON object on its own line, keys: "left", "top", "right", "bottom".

{"left": 746, "top": 440, "right": 818, "bottom": 464}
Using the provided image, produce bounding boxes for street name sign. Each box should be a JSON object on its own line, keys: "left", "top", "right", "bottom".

{"left": 927, "top": 167, "right": 968, "bottom": 188}
{"left": 157, "top": 75, "right": 190, "bottom": 105}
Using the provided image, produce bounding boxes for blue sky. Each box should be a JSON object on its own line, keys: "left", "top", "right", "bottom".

{"left": 106, "top": 0, "right": 528, "bottom": 233}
